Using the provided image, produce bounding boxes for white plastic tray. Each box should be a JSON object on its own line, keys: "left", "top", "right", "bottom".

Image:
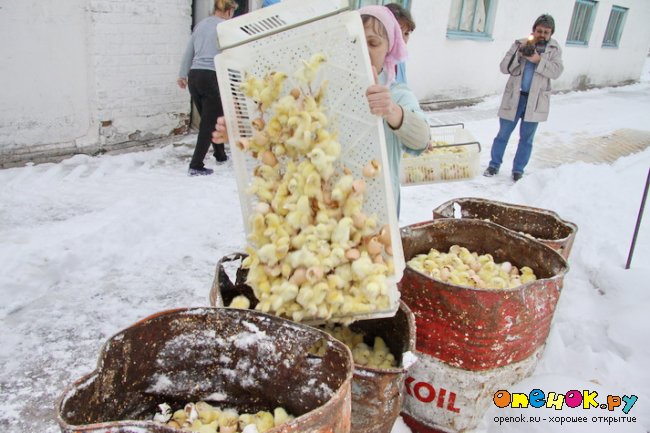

{"left": 400, "top": 123, "right": 481, "bottom": 186}
{"left": 214, "top": 0, "right": 404, "bottom": 322}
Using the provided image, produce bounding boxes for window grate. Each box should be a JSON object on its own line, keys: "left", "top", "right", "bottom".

{"left": 446, "top": 0, "right": 493, "bottom": 39}
{"left": 567, "top": 0, "right": 598, "bottom": 45}
{"left": 602, "top": 5, "right": 628, "bottom": 47}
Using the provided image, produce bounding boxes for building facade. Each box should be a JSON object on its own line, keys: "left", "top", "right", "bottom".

{"left": 405, "top": 0, "right": 650, "bottom": 105}
{"left": 0, "top": 0, "right": 648, "bottom": 165}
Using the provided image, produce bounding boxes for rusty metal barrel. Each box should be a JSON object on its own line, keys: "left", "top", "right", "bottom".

{"left": 432, "top": 197, "right": 578, "bottom": 260}
{"left": 57, "top": 307, "right": 353, "bottom": 433}
{"left": 398, "top": 219, "right": 569, "bottom": 433}
{"left": 211, "top": 253, "right": 416, "bottom": 433}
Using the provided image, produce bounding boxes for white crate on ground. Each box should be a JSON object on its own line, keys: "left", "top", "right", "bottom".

{"left": 400, "top": 123, "right": 481, "bottom": 186}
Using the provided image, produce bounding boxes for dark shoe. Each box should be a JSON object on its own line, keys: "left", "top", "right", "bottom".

{"left": 483, "top": 166, "right": 498, "bottom": 177}
{"left": 188, "top": 167, "right": 214, "bottom": 176}
{"left": 214, "top": 142, "right": 228, "bottom": 164}
{"left": 512, "top": 172, "right": 523, "bottom": 182}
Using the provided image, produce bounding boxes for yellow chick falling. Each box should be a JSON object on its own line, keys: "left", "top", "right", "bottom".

{"left": 294, "top": 53, "right": 327, "bottom": 88}
{"left": 237, "top": 54, "right": 396, "bottom": 323}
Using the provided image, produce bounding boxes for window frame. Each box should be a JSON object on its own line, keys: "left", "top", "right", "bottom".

{"left": 566, "top": 0, "right": 599, "bottom": 46}
{"left": 352, "top": 0, "right": 411, "bottom": 9}
{"left": 446, "top": 0, "right": 496, "bottom": 41}
{"left": 602, "top": 5, "right": 628, "bottom": 48}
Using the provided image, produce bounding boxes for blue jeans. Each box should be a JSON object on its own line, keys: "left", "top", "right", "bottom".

{"left": 489, "top": 95, "right": 538, "bottom": 174}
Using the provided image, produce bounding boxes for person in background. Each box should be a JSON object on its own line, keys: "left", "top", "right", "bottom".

{"left": 211, "top": 5, "right": 429, "bottom": 217}
{"left": 483, "top": 14, "right": 563, "bottom": 182}
{"left": 177, "top": 0, "right": 238, "bottom": 176}
{"left": 262, "top": 0, "right": 281, "bottom": 7}
{"left": 385, "top": 3, "right": 415, "bottom": 85}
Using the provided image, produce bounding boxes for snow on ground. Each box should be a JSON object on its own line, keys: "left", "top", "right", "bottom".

{"left": 1, "top": 62, "right": 649, "bottom": 433}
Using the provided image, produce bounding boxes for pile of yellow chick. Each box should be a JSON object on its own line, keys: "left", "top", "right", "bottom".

{"left": 153, "top": 401, "right": 294, "bottom": 433}
{"left": 237, "top": 53, "right": 394, "bottom": 322}
{"left": 310, "top": 325, "right": 397, "bottom": 369}
{"left": 407, "top": 245, "right": 537, "bottom": 289}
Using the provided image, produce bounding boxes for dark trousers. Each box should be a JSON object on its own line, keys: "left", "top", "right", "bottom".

{"left": 187, "top": 69, "right": 226, "bottom": 169}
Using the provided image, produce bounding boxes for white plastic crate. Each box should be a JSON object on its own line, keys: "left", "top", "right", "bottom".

{"left": 400, "top": 123, "right": 481, "bottom": 186}
{"left": 214, "top": 0, "right": 404, "bottom": 322}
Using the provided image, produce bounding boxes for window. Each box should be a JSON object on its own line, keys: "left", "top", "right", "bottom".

{"left": 446, "top": 0, "right": 494, "bottom": 39}
{"left": 353, "top": 0, "right": 411, "bottom": 9}
{"left": 567, "top": 0, "right": 598, "bottom": 45}
{"left": 602, "top": 6, "right": 627, "bottom": 47}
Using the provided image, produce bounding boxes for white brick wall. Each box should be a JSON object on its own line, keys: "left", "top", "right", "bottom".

{"left": 90, "top": 0, "right": 191, "bottom": 146}
{"left": 0, "top": 0, "right": 193, "bottom": 165}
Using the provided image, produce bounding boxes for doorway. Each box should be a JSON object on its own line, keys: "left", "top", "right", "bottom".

{"left": 190, "top": 0, "right": 251, "bottom": 130}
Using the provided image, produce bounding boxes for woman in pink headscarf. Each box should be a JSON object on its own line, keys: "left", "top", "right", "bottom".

{"left": 212, "top": 6, "right": 429, "bottom": 216}
{"left": 360, "top": 5, "right": 429, "bottom": 216}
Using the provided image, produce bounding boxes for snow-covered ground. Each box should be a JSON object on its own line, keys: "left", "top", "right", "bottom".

{"left": 1, "top": 61, "right": 649, "bottom": 433}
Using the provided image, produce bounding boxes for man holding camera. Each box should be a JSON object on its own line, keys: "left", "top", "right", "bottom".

{"left": 484, "top": 14, "right": 563, "bottom": 182}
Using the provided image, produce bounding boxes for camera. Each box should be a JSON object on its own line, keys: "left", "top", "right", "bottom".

{"left": 519, "top": 35, "right": 536, "bottom": 57}
{"left": 520, "top": 43, "right": 536, "bottom": 57}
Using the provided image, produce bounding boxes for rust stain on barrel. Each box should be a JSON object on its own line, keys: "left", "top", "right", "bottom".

{"left": 57, "top": 307, "right": 353, "bottom": 433}
{"left": 399, "top": 219, "right": 568, "bottom": 371}
{"left": 432, "top": 197, "right": 578, "bottom": 260}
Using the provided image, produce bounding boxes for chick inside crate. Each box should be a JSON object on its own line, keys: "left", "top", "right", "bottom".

{"left": 214, "top": 0, "right": 405, "bottom": 324}
{"left": 400, "top": 123, "right": 481, "bottom": 186}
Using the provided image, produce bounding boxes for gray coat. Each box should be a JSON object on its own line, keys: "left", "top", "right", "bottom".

{"left": 497, "top": 37, "right": 564, "bottom": 123}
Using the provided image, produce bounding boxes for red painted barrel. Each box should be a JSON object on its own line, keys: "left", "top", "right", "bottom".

{"left": 432, "top": 197, "right": 578, "bottom": 260}
{"left": 57, "top": 307, "right": 353, "bottom": 433}
{"left": 210, "top": 253, "right": 416, "bottom": 433}
{"left": 398, "top": 219, "right": 568, "bottom": 433}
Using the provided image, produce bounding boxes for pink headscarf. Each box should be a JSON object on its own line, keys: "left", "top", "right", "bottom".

{"left": 359, "top": 5, "right": 408, "bottom": 86}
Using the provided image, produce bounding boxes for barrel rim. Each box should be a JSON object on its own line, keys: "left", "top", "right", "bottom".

{"left": 432, "top": 197, "right": 578, "bottom": 242}
{"left": 400, "top": 218, "right": 570, "bottom": 291}
{"left": 56, "top": 306, "right": 354, "bottom": 432}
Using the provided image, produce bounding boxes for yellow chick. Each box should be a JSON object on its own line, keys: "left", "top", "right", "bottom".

{"left": 285, "top": 195, "right": 313, "bottom": 230}
{"left": 263, "top": 71, "right": 288, "bottom": 109}
{"left": 351, "top": 252, "right": 375, "bottom": 281}
{"left": 241, "top": 73, "right": 265, "bottom": 100}
{"left": 294, "top": 53, "right": 327, "bottom": 86}
{"left": 254, "top": 411, "right": 275, "bottom": 432}
{"left": 274, "top": 407, "right": 294, "bottom": 426}
{"left": 308, "top": 147, "right": 337, "bottom": 180}
{"left": 331, "top": 217, "right": 354, "bottom": 248}
{"left": 171, "top": 408, "right": 187, "bottom": 425}
{"left": 239, "top": 414, "right": 256, "bottom": 431}
{"left": 331, "top": 174, "right": 354, "bottom": 203}
{"left": 217, "top": 409, "right": 239, "bottom": 429}
{"left": 520, "top": 266, "right": 537, "bottom": 284}
{"left": 228, "top": 295, "right": 251, "bottom": 309}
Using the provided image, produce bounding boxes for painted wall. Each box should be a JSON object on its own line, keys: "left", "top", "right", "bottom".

{"left": 0, "top": 0, "right": 192, "bottom": 165}
{"left": 0, "top": 1, "right": 92, "bottom": 154}
{"left": 2, "top": 0, "right": 649, "bottom": 165}
{"left": 406, "top": 0, "right": 650, "bottom": 103}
